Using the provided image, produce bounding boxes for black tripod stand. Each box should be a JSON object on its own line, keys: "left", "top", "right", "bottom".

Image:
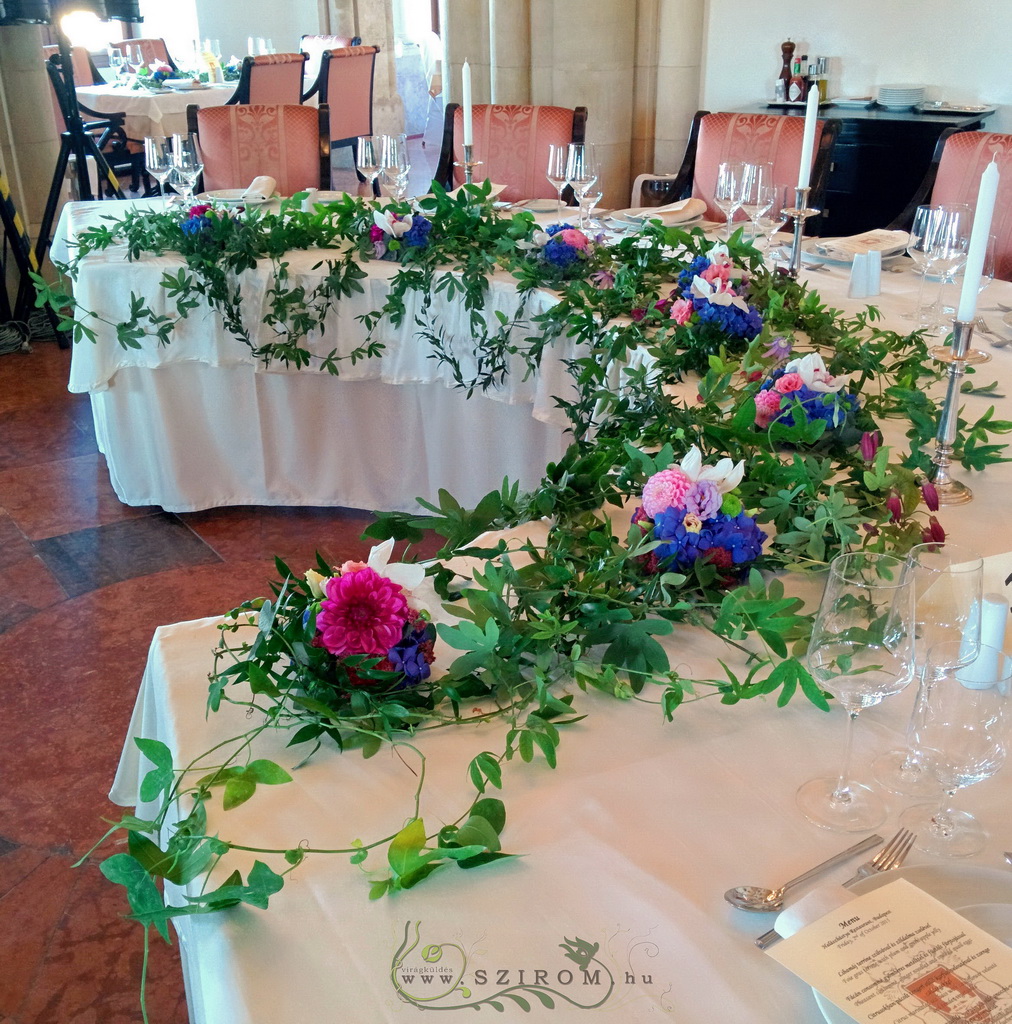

{"left": 35, "top": 29, "right": 126, "bottom": 272}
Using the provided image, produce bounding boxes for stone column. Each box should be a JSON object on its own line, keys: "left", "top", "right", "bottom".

{"left": 489, "top": 0, "right": 530, "bottom": 104}
{"left": 651, "top": 0, "right": 704, "bottom": 173}
{"left": 0, "top": 25, "right": 60, "bottom": 244}
{"left": 441, "top": 0, "right": 491, "bottom": 105}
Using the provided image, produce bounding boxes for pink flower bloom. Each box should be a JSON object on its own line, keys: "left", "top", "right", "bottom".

{"left": 670, "top": 298, "right": 694, "bottom": 325}
{"left": 631, "top": 307, "right": 647, "bottom": 322}
{"left": 557, "top": 228, "right": 589, "bottom": 249}
{"left": 886, "top": 494, "right": 903, "bottom": 522}
{"left": 339, "top": 559, "right": 368, "bottom": 573}
{"left": 316, "top": 567, "right": 409, "bottom": 657}
{"left": 654, "top": 298, "right": 672, "bottom": 316}
{"left": 369, "top": 224, "right": 385, "bottom": 242}
{"left": 641, "top": 467, "right": 692, "bottom": 517}
{"left": 754, "top": 388, "right": 783, "bottom": 428}
{"left": 701, "top": 260, "right": 731, "bottom": 285}
{"left": 922, "top": 516, "right": 945, "bottom": 544}
{"left": 921, "top": 481, "right": 940, "bottom": 511}
{"left": 860, "top": 431, "right": 880, "bottom": 462}
{"left": 188, "top": 204, "right": 212, "bottom": 217}
{"left": 590, "top": 269, "right": 615, "bottom": 289}
{"left": 774, "top": 373, "right": 804, "bottom": 394}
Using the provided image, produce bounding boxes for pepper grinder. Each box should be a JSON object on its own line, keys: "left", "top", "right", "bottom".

{"left": 779, "top": 40, "right": 796, "bottom": 97}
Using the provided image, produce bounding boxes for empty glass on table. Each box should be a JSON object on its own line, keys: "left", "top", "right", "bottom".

{"left": 143, "top": 136, "right": 173, "bottom": 198}
{"left": 170, "top": 134, "right": 203, "bottom": 205}
{"left": 546, "top": 143, "right": 568, "bottom": 223}
{"left": 355, "top": 136, "right": 381, "bottom": 195}
{"left": 381, "top": 133, "right": 411, "bottom": 202}
{"left": 754, "top": 183, "right": 791, "bottom": 257}
{"left": 714, "top": 160, "right": 743, "bottom": 240}
{"left": 739, "top": 162, "right": 773, "bottom": 241}
{"left": 565, "top": 143, "right": 599, "bottom": 230}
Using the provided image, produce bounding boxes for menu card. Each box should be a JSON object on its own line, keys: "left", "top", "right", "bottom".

{"left": 767, "top": 879, "right": 1012, "bottom": 1023}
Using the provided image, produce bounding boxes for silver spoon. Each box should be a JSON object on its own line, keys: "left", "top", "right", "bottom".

{"left": 724, "top": 834, "right": 883, "bottom": 912}
{"left": 1005, "top": 851, "right": 1012, "bottom": 866}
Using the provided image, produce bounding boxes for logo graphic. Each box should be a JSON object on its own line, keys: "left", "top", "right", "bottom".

{"left": 391, "top": 922, "right": 669, "bottom": 1013}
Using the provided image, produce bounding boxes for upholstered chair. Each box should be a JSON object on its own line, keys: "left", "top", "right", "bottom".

{"left": 187, "top": 103, "right": 331, "bottom": 195}
{"left": 41, "top": 44, "right": 101, "bottom": 86}
{"left": 109, "top": 37, "right": 177, "bottom": 70}
{"left": 639, "top": 110, "right": 839, "bottom": 232}
{"left": 304, "top": 45, "right": 378, "bottom": 151}
{"left": 434, "top": 103, "right": 588, "bottom": 203}
{"left": 227, "top": 53, "right": 308, "bottom": 106}
{"left": 299, "top": 33, "right": 361, "bottom": 91}
{"left": 893, "top": 129, "right": 1012, "bottom": 281}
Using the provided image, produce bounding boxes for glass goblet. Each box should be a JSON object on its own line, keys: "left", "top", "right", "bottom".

{"left": 546, "top": 143, "right": 568, "bottom": 223}
{"left": 797, "top": 551, "right": 917, "bottom": 832}
{"left": 918, "top": 203, "right": 971, "bottom": 334}
{"left": 355, "top": 135, "right": 381, "bottom": 196}
{"left": 739, "top": 161, "right": 773, "bottom": 242}
{"left": 579, "top": 185, "right": 604, "bottom": 232}
{"left": 714, "top": 160, "right": 744, "bottom": 240}
{"left": 143, "top": 135, "right": 173, "bottom": 198}
{"left": 873, "top": 542, "right": 983, "bottom": 796}
{"left": 565, "top": 143, "right": 599, "bottom": 230}
{"left": 171, "top": 134, "right": 203, "bottom": 206}
{"left": 900, "top": 641, "right": 1012, "bottom": 857}
{"left": 381, "top": 133, "right": 411, "bottom": 202}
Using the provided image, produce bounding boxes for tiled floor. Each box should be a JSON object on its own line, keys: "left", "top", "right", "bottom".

{"left": 0, "top": 306, "right": 438, "bottom": 1015}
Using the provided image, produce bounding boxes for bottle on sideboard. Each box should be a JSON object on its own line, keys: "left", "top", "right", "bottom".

{"left": 779, "top": 39, "right": 795, "bottom": 95}
{"left": 788, "top": 57, "right": 807, "bottom": 102}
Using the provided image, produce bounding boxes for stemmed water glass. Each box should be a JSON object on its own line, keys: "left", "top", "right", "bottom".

{"left": 904, "top": 204, "right": 937, "bottom": 321}
{"left": 739, "top": 162, "right": 773, "bottom": 241}
{"left": 754, "top": 183, "right": 790, "bottom": 257}
{"left": 565, "top": 144, "right": 599, "bottom": 230}
{"left": 170, "top": 134, "right": 202, "bottom": 206}
{"left": 872, "top": 542, "right": 983, "bottom": 796}
{"left": 546, "top": 143, "right": 568, "bottom": 223}
{"left": 579, "top": 184, "right": 604, "bottom": 232}
{"left": 381, "top": 133, "right": 411, "bottom": 202}
{"left": 797, "top": 551, "right": 917, "bottom": 832}
{"left": 714, "top": 161, "right": 743, "bottom": 240}
{"left": 143, "top": 136, "right": 173, "bottom": 199}
{"left": 355, "top": 136, "right": 381, "bottom": 196}
{"left": 899, "top": 640, "right": 1012, "bottom": 857}
{"left": 919, "top": 203, "right": 971, "bottom": 334}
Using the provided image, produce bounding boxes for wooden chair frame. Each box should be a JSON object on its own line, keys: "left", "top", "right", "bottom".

{"left": 226, "top": 53, "right": 309, "bottom": 106}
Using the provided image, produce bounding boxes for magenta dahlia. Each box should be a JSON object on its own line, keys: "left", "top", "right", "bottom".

{"left": 316, "top": 567, "right": 410, "bottom": 658}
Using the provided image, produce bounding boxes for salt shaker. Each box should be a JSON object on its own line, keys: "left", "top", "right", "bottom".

{"left": 848, "top": 252, "right": 869, "bottom": 299}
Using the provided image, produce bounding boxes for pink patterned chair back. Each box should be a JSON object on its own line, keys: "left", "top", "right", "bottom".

{"left": 42, "top": 45, "right": 95, "bottom": 86}
{"left": 193, "top": 104, "right": 328, "bottom": 195}
{"left": 301, "top": 33, "right": 356, "bottom": 87}
{"left": 239, "top": 53, "right": 307, "bottom": 106}
{"left": 318, "top": 46, "right": 378, "bottom": 141}
{"left": 448, "top": 104, "right": 584, "bottom": 203}
{"left": 931, "top": 131, "right": 1012, "bottom": 281}
{"left": 111, "top": 37, "right": 174, "bottom": 69}
{"left": 691, "top": 112, "right": 830, "bottom": 221}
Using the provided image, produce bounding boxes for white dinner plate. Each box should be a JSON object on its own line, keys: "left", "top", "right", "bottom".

{"left": 165, "top": 81, "right": 210, "bottom": 91}
{"left": 812, "top": 864, "right": 1012, "bottom": 1024}
{"left": 514, "top": 198, "right": 560, "bottom": 214}
{"left": 196, "top": 190, "right": 275, "bottom": 206}
{"left": 1002, "top": 311, "right": 1012, "bottom": 331}
{"left": 801, "top": 238, "right": 906, "bottom": 267}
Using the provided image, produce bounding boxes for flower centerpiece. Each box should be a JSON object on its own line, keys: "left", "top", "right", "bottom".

{"left": 131, "top": 62, "right": 176, "bottom": 89}
{"left": 632, "top": 446, "right": 767, "bottom": 581}
{"left": 369, "top": 209, "right": 433, "bottom": 261}
{"left": 753, "top": 351, "right": 861, "bottom": 444}
{"left": 522, "top": 223, "right": 598, "bottom": 282}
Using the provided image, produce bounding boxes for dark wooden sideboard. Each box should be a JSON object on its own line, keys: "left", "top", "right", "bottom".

{"left": 737, "top": 105, "right": 992, "bottom": 236}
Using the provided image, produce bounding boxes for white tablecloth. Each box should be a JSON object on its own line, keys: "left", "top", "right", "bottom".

{"left": 75, "top": 83, "right": 234, "bottom": 140}
{"left": 56, "top": 200, "right": 654, "bottom": 512}
{"left": 112, "top": 542, "right": 1012, "bottom": 1024}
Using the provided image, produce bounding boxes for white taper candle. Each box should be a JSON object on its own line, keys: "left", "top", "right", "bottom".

{"left": 797, "top": 89, "right": 819, "bottom": 189}
{"left": 461, "top": 60, "right": 473, "bottom": 147}
{"left": 956, "top": 159, "right": 1000, "bottom": 322}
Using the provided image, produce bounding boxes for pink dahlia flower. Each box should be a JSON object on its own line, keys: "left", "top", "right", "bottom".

{"left": 670, "top": 298, "right": 694, "bottom": 325}
{"left": 774, "top": 372, "right": 804, "bottom": 394}
{"left": 558, "top": 228, "right": 589, "bottom": 249}
{"left": 754, "top": 389, "right": 783, "bottom": 428}
{"left": 641, "top": 467, "right": 692, "bottom": 517}
{"left": 317, "top": 567, "right": 409, "bottom": 657}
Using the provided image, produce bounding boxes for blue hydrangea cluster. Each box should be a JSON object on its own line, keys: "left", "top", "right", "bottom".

{"left": 676, "top": 255, "right": 711, "bottom": 292}
{"left": 693, "top": 295, "right": 763, "bottom": 340}
{"left": 402, "top": 215, "right": 432, "bottom": 249}
{"left": 387, "top": 622, "right": 436, "bottom": 684}
{"left": 652, "top": 508, "right": 767, "bottom": 573}
{"left": 541, "top": 223, "right": 585, "bottom": 269}
{"left": 180, "top": 214, "right": 211, "bottom": 236}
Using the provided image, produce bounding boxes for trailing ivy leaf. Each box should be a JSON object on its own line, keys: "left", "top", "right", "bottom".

{"left": 135, "top": 738, "right": 174, "bottom": 803}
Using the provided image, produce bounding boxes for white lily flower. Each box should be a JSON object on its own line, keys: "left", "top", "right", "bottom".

{"left": 678, "top": 445, "right": 744, "bottom": 494}
{"left": 785, "top": 352, "right": 853, "bottom": 394}
{"left": 366, "top": 538, "right": 426, "bottom": 591}
{"left": 706, "top": 241, "right": 730, "bottom": 261}
{"left": 690, "top": 274, "right": 750, "bottom": 313}
{"left": 372, "top": 209, "right": 413, "bottom": 238}
{"left": 304, "top": 568, "right": 328, "bottom": 598}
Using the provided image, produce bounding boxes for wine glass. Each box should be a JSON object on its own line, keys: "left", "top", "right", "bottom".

{"left": 170, "top": 134, "right": 203, "bottom": 206}
{"left": 899, "top": 640, "right": 1012, "bottom": 857}
{"left": 754, "top": 183, "right": 790, "bottom": 258}
{"left": 546, "top": 143, "right": 568, "bottom": 223}
{"left": 579, "top": 184, "right": 604, "bottom": 232}
{"left": 381, "top": 133, "right": 411, "bottom": 202}
{"left": 714, "top": 161, "right": 743, "bottom": 240}
{"left": 873, "top": 542, "right": 984, "bottom": 796}
{"left": 355, "top": 135, "right": 381, "bottom": 196}
{"left": 143, "top": 136, "right": 173, "bottom": 199}
{"left": 107, "top": 46, "right": 125, "bottom": 81}
{"left": 796, "top": 551, "right": 917, "bottom": 832}
{"left": 739, "top": 162, "right": 773, "bottom": 241}
{"left": 565, "top": 143, "right": 599, "bottom": 230}
{"left": 919, "top": 203, "right": 971, "bottom": 334}
{"left": 903, "top": 204, "right": 938, "bottom": 321}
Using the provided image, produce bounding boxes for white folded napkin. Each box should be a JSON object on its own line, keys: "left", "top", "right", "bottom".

{"left": 241, "top": 176, "right": 277, "bottom": 201}
{"left": 449, "top": 181, "right": 508, "bottom": 200}
{"left": 817, "top": 229, "right": 909, "bottom": 261}
{"left": 626, "top": 197, "right": 707, "bottom": 226}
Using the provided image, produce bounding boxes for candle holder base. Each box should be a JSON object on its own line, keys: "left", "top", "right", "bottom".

{"left": 930, "top": 344, "right": 991, "bottom": 366}
{"left": 454, "top": 144, "right": 483, "bottom": 187}
{"left": 932, "top": 476, "right": 974, "bottom": 506}
{"left": 784, "top": 186, "right": 820, "bottom": 279}
{"left": 929, "top": 318, "right": 975, "bottom": 505}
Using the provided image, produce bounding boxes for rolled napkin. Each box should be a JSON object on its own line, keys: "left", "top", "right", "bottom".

{"left": 448, "top": 182, "right": 508, "bottom": 200}
{"left": 773, "top": 884, "right": 855, "bottom": 943}
{"left": 636, "top": 197, "right": 707, "bottom": 226}
{"left": 816, "top": 228, "right": 909, "bottom": 262}
{"left": 241, "top": 176, "right": 277, "bottom": 201}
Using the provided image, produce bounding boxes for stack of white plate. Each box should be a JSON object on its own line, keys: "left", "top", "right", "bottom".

{"left": 877, "top": 83, "right": 926, "bottom": 109}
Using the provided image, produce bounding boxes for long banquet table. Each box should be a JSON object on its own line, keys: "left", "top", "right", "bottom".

{"left": 54, "top": 199, "right": 637, "bottom": 513}
{"left": 107, "top": 249, "right": 1012, "bottom": 1021}
{"left": 75, "top": 82, "right": 234, "bottom": 141}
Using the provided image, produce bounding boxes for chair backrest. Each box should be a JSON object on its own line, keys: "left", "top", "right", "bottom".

{"left": 313, "top": 45, "right": 379, "bottom": 143}
{"left": 188, "top": 103, "right": 331, "bottom": 194}
{"left": 930, "top": 131, "right": 1012, "bottom": 281}
{"left": 228, "top": 53, "right": 308, "bottom": 106}
{"left": 689, "top": 111, "right": 838, "bottom": 222}
{"left": 435, "top": 103, "right": 588, "bottom": 203}
{"left": 300, "top": 33, "right": 360, "bottom": 88}
{"left": 111, "top": 37, "right": 175, "bottom": 70}
{"left": 41, "top": 44, "right": 100, "bottom": 87}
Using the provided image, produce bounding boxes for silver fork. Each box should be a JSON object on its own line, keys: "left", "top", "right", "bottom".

{"left": 754, "top": 828, "right": 916, "bottom": 949}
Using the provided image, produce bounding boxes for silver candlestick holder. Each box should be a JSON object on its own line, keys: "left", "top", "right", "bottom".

{"left": 455, "top": 144, "right": 483, "bottom": 186}
{"left": 930, "top": 318, "right": 974, "bottom": 505}
{"left": 783, "top": 185, "right": 820, "bottom": 279}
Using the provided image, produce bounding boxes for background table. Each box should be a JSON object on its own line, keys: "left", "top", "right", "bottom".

{"left": 75, "top": 83, "right": 234, "bottom": 141}
{"left": 55, "top": 200, "right": 649, "bottom": 513}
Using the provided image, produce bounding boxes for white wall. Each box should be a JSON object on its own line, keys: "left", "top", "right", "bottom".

{"left": 194, "top": 0, "right": 322, "bottom": 63}
{"left": 700, "top": 0, "right": 1012, "bottom": 133}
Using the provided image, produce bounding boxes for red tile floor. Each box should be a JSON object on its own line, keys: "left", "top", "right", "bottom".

{"left": 0, "top": 132, "right": 444, "bottom": 1024}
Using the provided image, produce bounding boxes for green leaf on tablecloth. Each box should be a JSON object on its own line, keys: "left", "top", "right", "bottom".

{"left": 468, "top": 752, "right": 503, "bottom": 792}
{"left": 388, "top": 818, "right": 426, "bottom": 876}
{"left": 243, "top": 760, "right": 292, "bottom": 785}
{"left": 100, "top": 853, "right": 172, "bottom": 942}
{"left": 223, "top": 776, "right": 257, "bottom": 810}
{"left": 135, "top": 738, "right": 174, "bottom": 803}
{"left": 245, "top": 662, "right": 280, "bottom": 698}
{"left": 186, "top": 860, "right": 285, "bottom": 911}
